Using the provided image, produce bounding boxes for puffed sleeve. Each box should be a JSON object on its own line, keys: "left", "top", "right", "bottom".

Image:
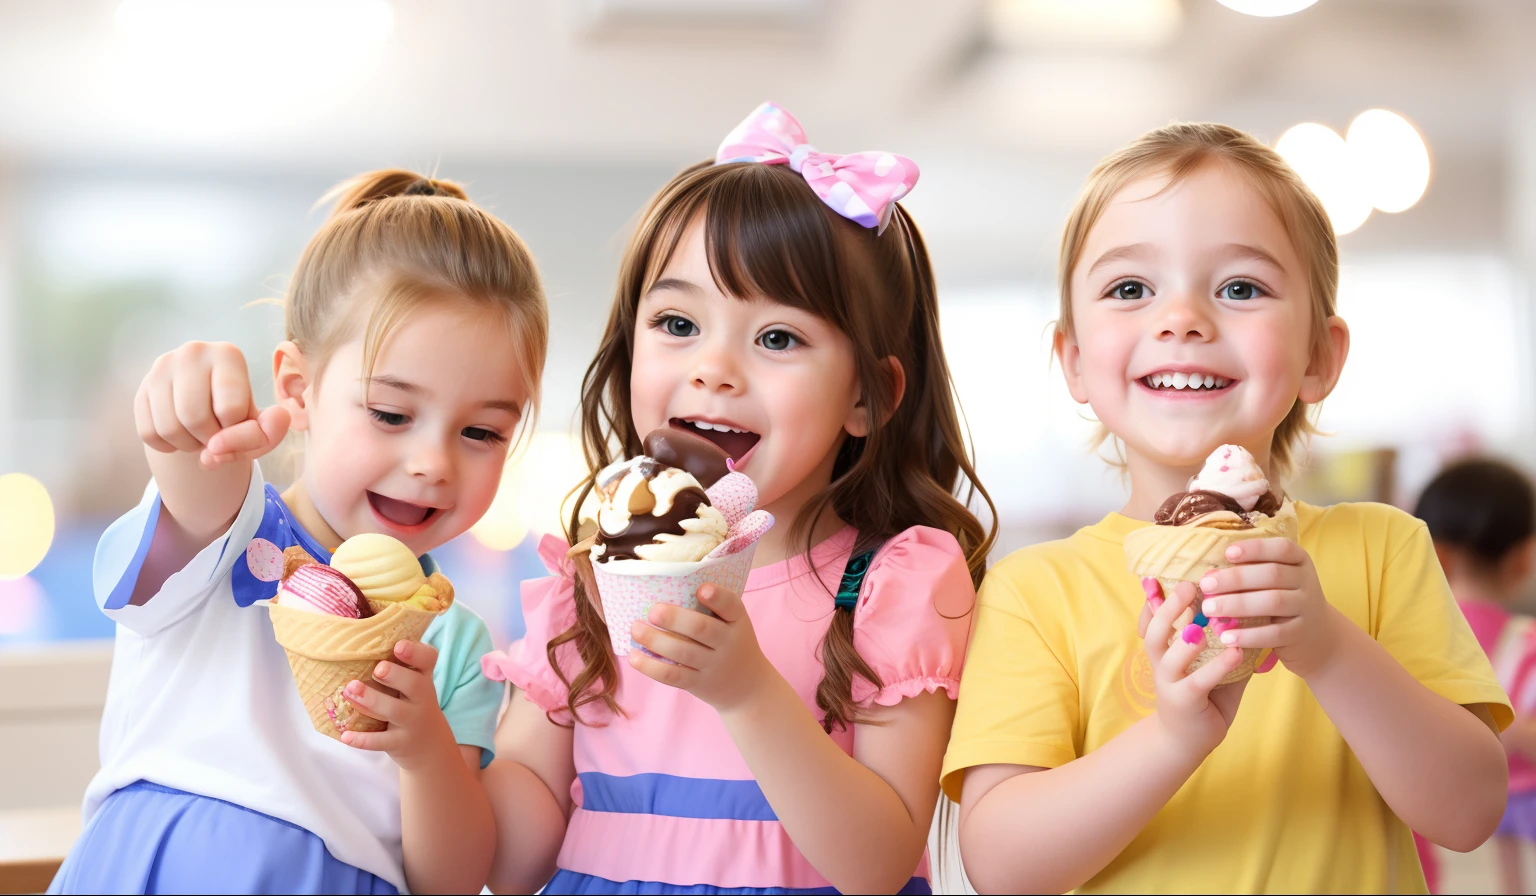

{"left": 95, "top": 464, "right": 266, "bottom": 637}
{"left": 849, "top": 526, "right": 977, "bottom": 707}
{"left": 480, "top": 534, "right": 584, "bottom": 719}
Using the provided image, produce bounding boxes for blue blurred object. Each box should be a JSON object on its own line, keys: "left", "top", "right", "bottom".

{"left": 0, "top": 521, "right": 547, "bottom": 652}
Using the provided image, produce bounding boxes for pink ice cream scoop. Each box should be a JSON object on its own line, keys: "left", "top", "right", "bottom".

{"left": 278, "top": 564, "right": 373, "bottom": 619}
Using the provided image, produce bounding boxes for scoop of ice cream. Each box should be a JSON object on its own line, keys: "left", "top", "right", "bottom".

{"left": 588, "top": 454, "right": 728, "bottom": 563}
{"left": 330, "top": 533, "right": 427, "bottom": 604}
{"left": 1188, "top": 445, "right": 1270, "bottom": 512}
{"left": 278, "top": 564, "right": 372, "bottom": 618}
{"left": 643, "top": 428, "right": 731, "bottom": 488}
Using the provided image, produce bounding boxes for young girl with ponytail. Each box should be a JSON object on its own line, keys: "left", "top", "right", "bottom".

{"left": 480, "top": 103, "right": 995, "bottom": 895}
{"left": 52, "top": 170, "right": 549, "bottom": 895}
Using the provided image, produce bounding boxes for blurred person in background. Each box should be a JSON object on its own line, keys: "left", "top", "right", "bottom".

{"left": 1417, "top": 458, "right": 1536, "bottom": 895}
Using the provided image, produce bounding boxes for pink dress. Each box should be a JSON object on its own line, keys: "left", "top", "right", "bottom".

{"left": 481, "top": 526, "right": 975, "bottom": 894}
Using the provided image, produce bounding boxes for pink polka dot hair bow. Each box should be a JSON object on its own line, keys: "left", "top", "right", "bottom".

{"left": 715, "top": 102, "right": 919, "bottom": 233}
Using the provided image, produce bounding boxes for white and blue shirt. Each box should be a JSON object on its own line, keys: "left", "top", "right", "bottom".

{"left": 84, "top": 464, "right": 501, "bottom": 892}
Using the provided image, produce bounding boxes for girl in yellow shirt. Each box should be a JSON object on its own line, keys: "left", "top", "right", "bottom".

{"left": 942, "top": 124, "right": 1511, "bottom": 893}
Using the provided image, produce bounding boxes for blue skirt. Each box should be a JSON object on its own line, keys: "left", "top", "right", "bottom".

{"left": 49, "top": 781, "right": 397, "bottom": 895}
{"left": 545, "top": 869, "right": 932, "bottom": 894}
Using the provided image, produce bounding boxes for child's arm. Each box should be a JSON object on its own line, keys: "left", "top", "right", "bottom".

{"left": 337, "top": 640, "right": 497, "bottom": 894}
{"left": 131, "top": 341, "right": 289, "bottom": 603}
{"left": 483, "top": 693, "right": 575, "bottom": 894}
{"left": 1503, "top": 715, "right": 1536, "bottom": 763}
{"left": 955, "top": 582, "right": 1247, "bottom": 893}
{"left": 1206, "top": 537, "right": 1507, "bottom": 851}
{"left": 629, "top": 583, "right": 944, "bottom": 893}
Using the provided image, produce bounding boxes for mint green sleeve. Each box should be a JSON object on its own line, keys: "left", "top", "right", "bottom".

{"left": 423, "top": 602, "right": 502, "bottom": 768}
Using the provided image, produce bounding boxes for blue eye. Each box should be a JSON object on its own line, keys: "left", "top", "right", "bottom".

{"left": 757, "top": 329, "right": 799, "bottom": 351}
{"left": 369, "top": 409, "right": 408, "bottom": 427}
{"left": 1220, "top": 280, "right": 1265, "bottom": 301}
{"left": 1109, "top": 280, "right": 1148, "bottom": 301}
{"left": 660, "top": 315, "right": 698, "bottom": 338}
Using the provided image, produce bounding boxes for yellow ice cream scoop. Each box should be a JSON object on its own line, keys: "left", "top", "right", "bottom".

{"left": 331, "top": 533, "right": 427, "bottom": 603}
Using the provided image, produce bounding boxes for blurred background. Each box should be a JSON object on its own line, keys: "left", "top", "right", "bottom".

{"left": 1, "top": 0, "right": 1534, "bottom": 891}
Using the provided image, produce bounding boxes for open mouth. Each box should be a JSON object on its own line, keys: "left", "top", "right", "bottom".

{"left": 367, "top": 492, "right": 441, "bottom": 531}
{"left": 670, "top": 417, "right": 761, "bottom": 462}
{"left": 1138, "top": 371, "right": 1234, "bottom": 393}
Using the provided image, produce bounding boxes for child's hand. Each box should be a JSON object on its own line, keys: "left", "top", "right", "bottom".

{"left": 628, "top": 584, "right": 773, "bottom": 714}
{"left": 135, "top": 341, "right": 290, "bottom": 470}
{"left": 1196, "top": 538, "right": 1345, "bottom": 680}
{"left": 1142, "top": 579, "right": 1247, "bottom": 754}
{"left": 338, "top": 640, "right": 458, "bottom": 771}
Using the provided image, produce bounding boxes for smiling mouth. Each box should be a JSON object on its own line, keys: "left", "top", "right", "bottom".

{"left": 1139, "top": 371, "right": 1234, "bottom": 393}
{"left": 367, "top": 492, "right": 440, "bottom": 530}
{"left": 669, "top": 417, "right": 761, "bottom": 461}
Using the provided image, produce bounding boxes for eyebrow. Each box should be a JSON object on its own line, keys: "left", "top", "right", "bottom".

{"left": 1085, "top": 243, "right": 1156, "bottom": 279}
{"left": 1220, "top": 243, "right": 1286, "bottom": 271}
{"left": 644, "top": 277, "right": 703, "bottom": 298}
{"left": 366, "top": 376, "right": 523, "bottom": 415}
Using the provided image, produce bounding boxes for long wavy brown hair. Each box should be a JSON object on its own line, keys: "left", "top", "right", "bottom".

{"left": 549, "top": 160, "right": 996, "bottom": 732}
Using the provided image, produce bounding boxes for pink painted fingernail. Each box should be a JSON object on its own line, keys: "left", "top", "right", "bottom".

{"left": 1199, "top": 577, "right": 1218, "bottom": 593}
{"left": 1150, "top": 596, "right": 1164, "bottom": 612}
{"left": 1181, "top": 623, "right": 1205, "bottom": 645}
{"left": 1142, "top": 577, "right": 1161, "bottom": 601}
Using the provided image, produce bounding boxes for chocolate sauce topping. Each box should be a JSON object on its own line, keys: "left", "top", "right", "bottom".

{"left": 595, "top": 488, "right": 710, "bottom": 562}
{"left": 1154, "top": 490, "right": 1252, "bottom": 527}
{"left": 643, "top": 428, "right": 731, "bottom": 488}
{"left": 1252, "top": 490, "right": 1282, "bottom": 517}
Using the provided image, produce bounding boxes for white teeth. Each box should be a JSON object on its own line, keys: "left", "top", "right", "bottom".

{"left": 1144, "top": 372, "right": 1230, "bottom": 390}
{"left": 1172, "top": 372, "right": 1190, "bottom": 390}
{"left": 1203, "top": 374, "right": 1215, "bottom": 389}
{"left": 690, "top": 420, "right": 742, "bottom": 433}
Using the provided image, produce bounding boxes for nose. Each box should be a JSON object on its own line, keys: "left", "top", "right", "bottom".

{"left": 1155, "top": 289, "right": 1215, "bottom": 343}
{"left": 689, "top": 334, "right": 744, "bottom": 395}
{"left": 405, "top": 433, "right": 453, "bottom": 485}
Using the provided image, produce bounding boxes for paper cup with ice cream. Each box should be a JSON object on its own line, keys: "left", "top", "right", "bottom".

{"left": 574, "top": 428, "right": 774, "bottom": 658}
{"left": 1122, "top": 445, "right": 1299, "bottom": 685}
{"left": 265, "top": 533, "right": 453, "bottom": 739}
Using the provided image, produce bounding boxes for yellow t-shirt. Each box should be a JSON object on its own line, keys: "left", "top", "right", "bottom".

{"left": 942, "top": 501, "right": 1511, "bottom": 894}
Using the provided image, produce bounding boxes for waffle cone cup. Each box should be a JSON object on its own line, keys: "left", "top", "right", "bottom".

{"left": 1123, "top": 501, "right": 1298, "bottom": 685}
{"left": 267, "top": 600, "right": 442, "bottom": 740}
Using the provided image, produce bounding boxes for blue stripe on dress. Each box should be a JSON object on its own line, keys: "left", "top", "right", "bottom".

{"left": 545, "top": 869, "right": 931, "bottom": 895}
{"left": 578, "top": 772, "right": 778, "bottom": 821}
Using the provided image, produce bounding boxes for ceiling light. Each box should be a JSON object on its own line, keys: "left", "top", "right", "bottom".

{"left": 1346, "top": 109, "right": 1430, "bottom": 214}
{"left": 1275, "top": 122, "right": 1371, "bottom": 236}
{"left": 1215, "top": 0, "right": 1321, "bottom": 16}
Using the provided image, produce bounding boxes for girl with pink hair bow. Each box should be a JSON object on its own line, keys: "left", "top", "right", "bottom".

{"left": 476, "top": 102, "right": 997, "bottom": 894}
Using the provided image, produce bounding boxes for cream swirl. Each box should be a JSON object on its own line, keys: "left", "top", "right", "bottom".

{"left": 1188, "top": 444, "right": 1270, "bottom": 512}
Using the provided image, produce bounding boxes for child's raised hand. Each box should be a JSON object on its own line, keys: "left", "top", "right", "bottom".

{"left": 628, "top": 584, "right": 772, "bottom": 714}
{"left": 1143, "top": 580, "right": 1247, "bottom": 753}
{"left": 1196, "top": 538, "right": 1344, "bottom": 680}
{"left": 135, "top": 341, "right": 290, "bottom": 470}
{"left": 338, "top": 639, "right": 458, "bottom": 771}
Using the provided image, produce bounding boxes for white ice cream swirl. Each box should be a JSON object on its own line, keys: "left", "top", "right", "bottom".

{"left": 1188, "top": 444, "right": 1270, "bottom": 512}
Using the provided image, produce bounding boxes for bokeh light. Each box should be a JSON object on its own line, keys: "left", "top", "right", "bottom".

{"left": 987, "top": 0, "right": 1183, "bottom": 50}
{"left": 0, "top": 576, "right": 45, "bottom": 635}
{"left": 1216, "top": 0, "right": 1321, "bottom": 15}
{"left": 0, "top": 474, "right": 55, "bottom": 579}
{"left": 1275, "top": 122, "right": 1373, "bottom": 235}
{"left": 471, "top": 432, "right": 591, "bottom": 551}
{"left": 1346, "top": 109, "right": 1431, "bottom": 213}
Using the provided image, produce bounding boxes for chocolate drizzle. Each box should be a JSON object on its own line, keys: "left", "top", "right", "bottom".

{"left": 1155, "top": 490, "right": 1253, "bottom": 527}
{"left": 644, "top": 428, "right": 731, "bottom": 488}
{"left": 595, "top": 487, "right": 710, "bottom": 562}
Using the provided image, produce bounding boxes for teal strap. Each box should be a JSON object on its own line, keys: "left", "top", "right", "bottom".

{"left": 834, "top": 549, "right": 877, "bottom": 610}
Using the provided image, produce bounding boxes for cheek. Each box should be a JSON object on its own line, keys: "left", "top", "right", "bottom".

{"left": 628, "top": 345, "right": 676, "bottom": 431}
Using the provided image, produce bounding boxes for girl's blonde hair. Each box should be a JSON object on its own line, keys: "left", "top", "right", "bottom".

{"left": 1056, "top": 122, "right": 1339, "bottom": 477}
{"left": 285, "top": 169, "right": 548, "bottom": 422}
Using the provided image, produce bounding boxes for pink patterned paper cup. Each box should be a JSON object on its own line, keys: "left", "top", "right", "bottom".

{"left": 591, "top": 545, "right": 758, "bottom": 657}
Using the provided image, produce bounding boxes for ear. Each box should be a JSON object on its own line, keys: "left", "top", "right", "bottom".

{"left": 844, "top": 356, "right": 906, "bottom": 438}
{"left": 272, "top": 341, "right": 314, "bottom": 432}
{"left": 1054, "top": 326, "right": 1090, "bottom": 405}
{"left": 1433, "top": 542, "right": 1460, "bottom": 582}
{"left": 1505, "top": 537, "right": 1536, "bottom": 588}
{"left": 1298, "top": 315, "right": 1350, "bottom": 404}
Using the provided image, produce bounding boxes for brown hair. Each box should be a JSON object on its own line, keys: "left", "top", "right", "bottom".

{"left": 284, "top": 169, "right": 547, "bottom": 422}
{"left": 1055, "top": 122, "right": 1339, "bottom": 477}
{"left": 552, "top": 160, "right": 996, "bottom": 731}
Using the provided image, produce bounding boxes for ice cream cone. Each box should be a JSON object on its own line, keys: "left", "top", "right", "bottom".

{"left": 267, "top": 600, "right": 441, "bottom": 740}
{"left": 1123, "top": 501, "right": 1298, "bottom": 685}
{"left": 591, "top": 545, "right": 758, "bottom": 658}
